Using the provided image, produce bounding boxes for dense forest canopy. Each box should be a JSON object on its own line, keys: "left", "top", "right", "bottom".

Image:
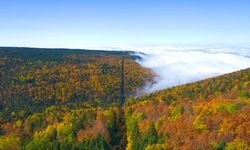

{"left": 0, "top": 47, "right": 249, "bottom": 150}
{"left": 125, "top": 68, "right": 250, "bottom": 149}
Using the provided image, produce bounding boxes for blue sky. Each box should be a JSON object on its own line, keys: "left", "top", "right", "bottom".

{"left": 0, "top": 0, "right": 249, "bottom": 48}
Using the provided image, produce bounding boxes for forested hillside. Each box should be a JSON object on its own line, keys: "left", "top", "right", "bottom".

{"left": 124, "top": 68, "right": 250, "bottom": 150}
{"left": 0, "top": 47, "right": 249, "bottom": 150}
{"left": 0, "top": 47, "right": 154, "bottom": 123}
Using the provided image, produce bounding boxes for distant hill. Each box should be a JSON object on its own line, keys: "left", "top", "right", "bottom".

{"left": 0, "top": 47, "right": 153, "bottom": 122}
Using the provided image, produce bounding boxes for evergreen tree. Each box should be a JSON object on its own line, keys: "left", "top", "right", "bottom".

{"left": 140, "top": 123, "right": 158, "bottom": 149}
{"left": 131, "top": 123, "right": 141, "bottom": 150}
{"left": 147, "top": 123, "right": 158, "bottom": 145}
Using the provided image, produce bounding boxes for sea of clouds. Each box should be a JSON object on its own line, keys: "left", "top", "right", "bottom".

{"left": 132, "top": 46, "right": 250, "bottom": 93}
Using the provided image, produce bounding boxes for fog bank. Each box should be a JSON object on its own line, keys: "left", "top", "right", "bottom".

{"left": 134, "top": 47, "right": 250, "bottom": 93}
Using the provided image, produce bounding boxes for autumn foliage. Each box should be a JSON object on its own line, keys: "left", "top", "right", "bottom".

{"left": 0, "top": 47, "right": 249, "bottom": 150}
{"left": 125, "top": 68, "right": 250, "bottom": 149}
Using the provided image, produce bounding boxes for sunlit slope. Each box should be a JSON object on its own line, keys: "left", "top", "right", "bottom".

{"left": 124, "top": 68, "right": 250, "bottom": 150}
{"left": 0, "top": 47, "right": 154, "bottom": 122}
{"left": 0, "top": 47, "right": 154, "bottom": 150}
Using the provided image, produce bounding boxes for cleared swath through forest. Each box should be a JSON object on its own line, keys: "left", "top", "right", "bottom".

{"left": 120, "top": 54, "right": 125, "bottom": 107}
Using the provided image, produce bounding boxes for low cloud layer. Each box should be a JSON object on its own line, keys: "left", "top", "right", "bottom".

{"left": 134, "top": 47, "right": 250, "bottom": 93}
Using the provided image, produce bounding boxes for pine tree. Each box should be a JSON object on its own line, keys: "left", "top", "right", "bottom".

{"left": 147, "top": 123, "right": 158, "bottom": 145}
{"left": 131, "top": 123, "right": 141, "bottom": 150}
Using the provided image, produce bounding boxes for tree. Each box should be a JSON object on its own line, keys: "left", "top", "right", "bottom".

{"left": 147, "top": 123, "right": 158, "bottom": 145}
{"left": 130, "top": 123, "right": 141, "bottom": 150}
{"left": 140, "top": 123, "right": 158, "bottom": 149}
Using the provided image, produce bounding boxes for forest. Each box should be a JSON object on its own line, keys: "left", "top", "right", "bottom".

{"left": 0, "top": 47, "right": 249, "bottom": 150}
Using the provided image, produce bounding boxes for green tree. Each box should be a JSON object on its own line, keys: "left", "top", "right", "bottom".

{"left": 147, "top": 123, "right": 158, "bottom": 144}
{"left": 130, "top": 123, "right": 141, "bottom": 150}
{"left": 140, "top": 123, "right": 158, "bottom": 149}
